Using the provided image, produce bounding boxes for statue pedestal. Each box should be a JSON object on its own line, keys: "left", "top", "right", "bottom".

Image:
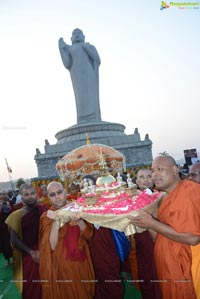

{"left": 34, "top": 121, "right": 153, "bottom": 178}
{"left": 55, "top": 121, "right": 126, "bottom": 144}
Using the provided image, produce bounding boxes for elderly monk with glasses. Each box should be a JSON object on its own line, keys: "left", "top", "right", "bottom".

{"left": 39, "top": 181, "right": 95, "bottom": 299}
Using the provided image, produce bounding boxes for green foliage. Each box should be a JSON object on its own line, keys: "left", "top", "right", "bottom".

{"left": 16, "top": 178, "right": 25, "bottom": 189}
{"left": 159, "top": 151, "right": 169, "bottom": 156}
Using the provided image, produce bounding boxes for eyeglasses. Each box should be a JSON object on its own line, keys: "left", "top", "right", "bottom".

{"left": 188, "top": 172, "right": 200, "bottom": 178}
{"left": 48, "top": 189, "right": 64, "bottom": 198}
{"left": 23, "top": 191, "right": 36, "bottom": 197}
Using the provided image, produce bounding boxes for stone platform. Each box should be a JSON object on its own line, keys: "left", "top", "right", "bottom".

{"left": 34, "top": 121, "right": 153, "bottom": 177}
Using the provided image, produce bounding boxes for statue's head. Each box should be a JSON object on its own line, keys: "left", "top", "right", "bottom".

{"left": 71, "top": 28, "right": 85, "bottom": 44}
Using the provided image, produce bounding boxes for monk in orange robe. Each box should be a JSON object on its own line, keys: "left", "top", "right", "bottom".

{"left": 128, "top": 155, "right": 200, "bottom": 299}
{"left": 39, "top": 181, "right": 95, "bottom": 299}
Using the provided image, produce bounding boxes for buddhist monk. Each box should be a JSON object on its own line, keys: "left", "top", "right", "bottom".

{"left": 131, "top": 168, "right": 162, "bottom": 299}
{"left": 128, "top": 155, "right": 200, "bottom": 299}
{"left": 39, "top": 181, "right": 95, "bottom": 299}
{"left": 5, "top": 184, "right": 47, "bottom": 299}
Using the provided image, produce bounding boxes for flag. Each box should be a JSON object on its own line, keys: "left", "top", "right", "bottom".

{"left": 5, "top": 158, "right": 12, "bottom": 173}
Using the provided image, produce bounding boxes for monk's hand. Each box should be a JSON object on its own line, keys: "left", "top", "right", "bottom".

{"left": 47, "top": 210, "right": 56, "bottom": 220}
{"left": 30, "top": 250, "right": 40, "bottom": 263}
{"left": 128, "top": 210, "right": 154, "bottom": 229}
{"left": 70, "top": 211, "right": 81, "bottom": 222}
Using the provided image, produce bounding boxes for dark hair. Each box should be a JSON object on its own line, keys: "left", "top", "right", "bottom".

{"left": 21, "top": 183, "right": 36, "bottom": 194}
{"left": 82, "top": 175, "right": 96, "bottom": 184}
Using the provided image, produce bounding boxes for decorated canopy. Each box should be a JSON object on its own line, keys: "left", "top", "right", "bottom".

{"left": 56, "top": 143, "right": 125, "bottom": 180}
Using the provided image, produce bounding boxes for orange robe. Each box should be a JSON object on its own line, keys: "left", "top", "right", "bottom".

{"left": 37, "top": 196, "right": 51, "bottom": 207}
{"left": 39, "top": 208, "right": 95, "bottom": 299}
{"left": 66, "top": 192, "right": 81, "bottom": 201}
{"left": 128, "top": 235, "right": 140, "bottom": 290}
{"left": 155, "top": 180, "right": 200, "bottom": 299}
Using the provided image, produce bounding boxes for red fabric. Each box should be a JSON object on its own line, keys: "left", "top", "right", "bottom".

{"left": 10, "top": 202, "right": 23, "bottom": 212}
{"left": 39, "top": 208, "right": 95, "bottom": 299}
{"left": 66, "top": 193, "right": 81, "bottom": 201}
{"left": 62, "top": 224, "right": 86, "bottom": 261}
{"left": 21, "top": 205, "right": 48, "bottom": 299}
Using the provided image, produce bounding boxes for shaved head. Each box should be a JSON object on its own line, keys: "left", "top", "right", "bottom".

{"left": 47, "top": 181, "right": 63, "bottom": 193}
{"left": 153, "top": 155, "right": 177, "bottom": 167}
{"left": 151, "top": 155, "right": 180, "bottom": 193}
{"left": 47, "top": 181, "right": 66, "bottom": 209}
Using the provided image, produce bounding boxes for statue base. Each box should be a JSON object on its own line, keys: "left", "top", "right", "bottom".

{"left": 34, "top": 121, "right": 153, "bottom": 178}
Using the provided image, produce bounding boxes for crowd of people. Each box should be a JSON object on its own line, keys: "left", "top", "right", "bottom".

{"left": 0, "top": 157, "right": 200, "bottom": 299}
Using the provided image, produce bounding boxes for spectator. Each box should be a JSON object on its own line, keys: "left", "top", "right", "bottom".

{"left": 0, "top": 195, "right": 12, "bottom": 266}
{"left": 7, "top": 190, "right": 16, "bottom": 206}
{"left": 188, "top": 162, "right": 200, "bottom": 183}
{"left": 37, "top": 185, "right": 51, "bottom": 207}
{"left": 66, "top": 182, "right": 80, "bottom": 201}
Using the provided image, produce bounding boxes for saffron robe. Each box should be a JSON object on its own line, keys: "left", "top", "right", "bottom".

{"left": 154, "top": 180, "right": 200, "bottom": 299}
{"left": 39, "top": 209, "right": 95, "bottom": 299}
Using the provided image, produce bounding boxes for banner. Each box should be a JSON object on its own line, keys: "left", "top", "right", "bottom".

{"left": 5, "top": 158, "right": 12, "bottom": 173}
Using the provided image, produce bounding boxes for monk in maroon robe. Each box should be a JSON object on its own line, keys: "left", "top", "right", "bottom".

{"left": 5, "top": 184, "right": 47, "bottom": 299}
{"left": 89, "top": 227, "right": 124, "bottom": 299}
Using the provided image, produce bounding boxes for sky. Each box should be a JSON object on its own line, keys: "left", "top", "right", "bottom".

{"left": 0, "top": 0, "right": 199, "bottom": 182}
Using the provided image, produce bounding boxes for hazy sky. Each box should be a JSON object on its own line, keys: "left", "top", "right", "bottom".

{"left": 0, "top": 0, "right": 199, "bottom": 182}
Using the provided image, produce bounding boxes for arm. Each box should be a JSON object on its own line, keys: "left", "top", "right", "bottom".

{"left": 77, "top": 219, "right": 87, "bottom": 231}
{"left": 148, "top": 228, "right": 157, "bottom": 242}
{"left": 49, "top": 220, "right": 59, "bottom": 250}
{"left": 79, "top": 220, "right": 93, "bottom": 240}
{"left": 58, "top": 37, "right": 72, "bottom": 69}
{"left": 47, "top": 210, "right": 59, "bottom": 250}
{"left": 128, "top": 210, "right": 200, "bottom": 246}
{"left": 11, "top": 229, "right": 40, "bottom": 262}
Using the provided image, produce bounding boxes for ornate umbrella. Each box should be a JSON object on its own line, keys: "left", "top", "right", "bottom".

{"left": 56, "top": 143, "right": 125, "bottom": 180}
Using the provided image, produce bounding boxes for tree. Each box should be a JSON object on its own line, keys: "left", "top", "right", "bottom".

{"left": 159, "top": 151, "right": 169, "bottom": 156}
{"left": 16, "top": 178, "right": 25, "bottom": 189}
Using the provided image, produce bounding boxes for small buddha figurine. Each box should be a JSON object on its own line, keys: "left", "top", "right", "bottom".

{"left": 88, "top": 180, "right": 95, "bottom": 193}
{"left": 81, "top": 179, "right": 89, "bottom": 194}
{"left": 116, "top": 173, "right": 123, "bottom": 186}
{"left": 127, "top": 173, "right": 134, "bottom": 188}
